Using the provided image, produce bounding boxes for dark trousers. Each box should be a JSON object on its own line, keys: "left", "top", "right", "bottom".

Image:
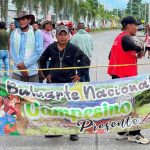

{"left": 112, "top": 75, "right": 141, "bottom": 136}
{"left": 80, "top": 68, "right": 90, "bottom": 82}
{"left": 12, "top": 73, "right": 39, "bottom": 82}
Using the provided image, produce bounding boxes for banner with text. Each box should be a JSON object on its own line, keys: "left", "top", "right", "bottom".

{"left": 0, "top": 74, "right": 150, "bottom": 135}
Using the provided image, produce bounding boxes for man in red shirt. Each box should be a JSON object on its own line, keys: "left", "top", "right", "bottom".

{"left": 108, "top": 16, "right": 149, "bottom": 144}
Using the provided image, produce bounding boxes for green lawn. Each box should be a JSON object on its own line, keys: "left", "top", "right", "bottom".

{"left": 136, "top": 104, "right": 150, "bottom": 117}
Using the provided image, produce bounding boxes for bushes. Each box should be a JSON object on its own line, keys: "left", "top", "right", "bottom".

{"left": 135, "top": 89, "right": 150, "bottom": 108}
{"left": 90, "top": 27, "right": 120, "bottom": 33}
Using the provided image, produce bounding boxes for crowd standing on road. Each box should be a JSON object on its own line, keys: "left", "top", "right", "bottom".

{"left": 0, "top": 11, "right": 149, "bottom": 144}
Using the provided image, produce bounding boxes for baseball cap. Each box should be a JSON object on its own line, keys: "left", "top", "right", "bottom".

{"left": 121, "top": 16, "right": 141, "bottom": 26}
{"left": 56, "top": 25, "right": 69, "bottom": 34}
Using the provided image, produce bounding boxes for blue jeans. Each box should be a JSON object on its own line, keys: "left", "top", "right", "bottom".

{"left": 0, "top": 50, "right": 9, "bottom": 77}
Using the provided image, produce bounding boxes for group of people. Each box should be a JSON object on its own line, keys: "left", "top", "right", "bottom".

{"left": 0, "top": 10, "right": 149, "bottom": 144}
{"left": 0, "top": 11, "right": 93, "bottom": 141}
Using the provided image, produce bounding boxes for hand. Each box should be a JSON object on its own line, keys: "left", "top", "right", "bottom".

{"left": 17, "top": 63, "right": 28, "bottom": 77}
{"left": 20, "top": 71, "right": 28, "bottom": 78}
{"left": 46, "top": 74, "right": 52, "bottom": 83}
{"left": 38, "top": 70, "right": 45, "bottom": 80}
{"left": 71, "top": 75, "right": 80, "bottom": 82}
{"left": 17, "top": 63, "right": 26, "bottom": 70}
{"left": 137, "top": 51, "right": 144, "bottom": 59}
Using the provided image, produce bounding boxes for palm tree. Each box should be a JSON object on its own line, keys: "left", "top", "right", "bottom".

{"left": 4, "top": 0, "right": 8, "bottom": 24}
{"left": 32, "top": 0, "right": 40, "bottom": 16}
{"left": 51, "top": 0, "right": 81, "bottom": 21}
{"left": 12, "top": 0, "right": 36, "bottom": 14}
{"left": 79, "top": 2, "right": 90, "bottom": 21}
{"left": 0, "top": 0, "right": 8, "bottom": 24}
{"left": 52, "top": 0, "right": 64, "bottom": 21}
{"left": 28, "top": 0, "right": 33, "bottom": 14}
{"left": 12, "top": 0, "right": 28, "bottom": 15}
{"left": 0, "top": 0, "right": 4, "bottom": 20}
{"left": 62, "top": 0, "right": 77, "bottom": 20}
{"left": 39, "top": 0, "right": 53, "bottom": 19}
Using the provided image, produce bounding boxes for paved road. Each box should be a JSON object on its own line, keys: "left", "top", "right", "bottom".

{"left": 2, "top": 30, "right": 150, "bottom": 150}
{"left": 90, "top": 30, "right": 150, "bottom": 82}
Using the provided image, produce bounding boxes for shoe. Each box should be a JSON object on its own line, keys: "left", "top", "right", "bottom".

{"left": 128, "top": 134, "right": 150, "bottom": 144}
{"left": 45, "top": 135, "right": 63, "bottom": 138}
{"left": 70, "top": 135, "right": 78, "bottom": 141}
{"left": 116, "top": 132, "right": 128, "bottom": 140}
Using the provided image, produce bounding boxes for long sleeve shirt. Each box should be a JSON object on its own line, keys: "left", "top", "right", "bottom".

{"left": 122, "top": 35, "right": 143, "bottom": 52}
{"left": 41, "top": 30, "right": 54, "bottom": 51}
{"left": 70, "top": 29, "right": 93, "bottom": 60}
{"left": 10, "top": 29, "right": 43, "bottom": 76}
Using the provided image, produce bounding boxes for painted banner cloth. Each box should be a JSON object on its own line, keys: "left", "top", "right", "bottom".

{"left": 0, "top": 74, "right": 150, "bottom": 135}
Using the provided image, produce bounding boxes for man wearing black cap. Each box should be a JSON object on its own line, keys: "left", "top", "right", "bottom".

{"left": 40, "top": 25, "right": 90, "bottom": 141}
{"left": 10, "top": 11, "right": 43, "bottom": 82}
{"left": 107, "top": 16, "right": 149, "bottom": 144}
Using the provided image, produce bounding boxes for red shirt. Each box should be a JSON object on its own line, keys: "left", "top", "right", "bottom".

{"left": 107, "top": 31, "right": 137, "bottom": 77}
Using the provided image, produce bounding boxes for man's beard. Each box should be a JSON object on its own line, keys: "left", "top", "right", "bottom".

{"left": 19, "top": 24, "right": 29, "bottom": 30}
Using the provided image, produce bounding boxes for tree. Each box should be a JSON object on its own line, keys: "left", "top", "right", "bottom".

{"left": 126, "top": 0, "right": 142, "bottom": 20}
{"left": 52, "top": 0, "right": 64, "bottom": 21}
{"left": 78, "top": 2, "right": 90, "bottom": 21}
{"left": 87, "top": 0, "right": 98, "bottom": 22}
{"left": 12, "top": 0, "right": 28, "bottom": 15}
{"left": 32, "top": 0, "right": 40, "bottom": 16}
{"left": 39, "top": 0, "right": 53, "bottom": 19}
{"left": 0, "top": 0, "right": 8, "bottom": 24}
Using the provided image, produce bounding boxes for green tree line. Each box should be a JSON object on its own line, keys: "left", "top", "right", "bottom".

{"left": 0, "top": 0, "right": 119, "bottom": 24}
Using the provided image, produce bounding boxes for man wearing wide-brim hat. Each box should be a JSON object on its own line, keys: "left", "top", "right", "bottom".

{"left": 10, "top": 11, "right": 43, "bottom": 82}
{"left": 14, "top": 11, "right": 35, "bottom": 25}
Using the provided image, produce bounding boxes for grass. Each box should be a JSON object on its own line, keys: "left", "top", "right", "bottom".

{"left": 90, "top": 27, "right": 120, "bottom": 33}
{"left": 136, "top": 104, "right": 150, "bottom": 117}
{"left": 26, "top": 126, "right": 79, "bottom": 135}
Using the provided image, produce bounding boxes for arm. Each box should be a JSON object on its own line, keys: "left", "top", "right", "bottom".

{"left": 39, "top": 46, "right": 51, "bottom": 77}
{"left": 8, "top": 39, "right": 10, "bottom": 51}
{"left": 24, "top": 31, "right": 43, "bottom": 67}
{"left": 144, "top": 35, "right": 148, "bottom": 42}
{"left": 89, "top": 36, "right": 93, "bottom": 59}
{"left": 70, "top": 36, "right": 78, "bottom": 46}
{"left": 10, "top": 31, "right": 23, "bottom": 66}
{"left": 74, "top": 47, "right": 90, "bottom": 77}
{"left": 122, "top": 35, "right": 143, "bottom": 52}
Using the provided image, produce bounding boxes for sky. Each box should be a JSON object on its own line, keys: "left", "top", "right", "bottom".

{"left": 99, "top": 0, "right": 150, "bottom": 10}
